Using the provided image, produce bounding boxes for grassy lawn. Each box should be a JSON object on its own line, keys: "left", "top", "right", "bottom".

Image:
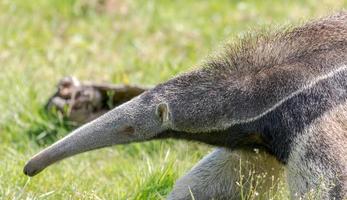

{"left": 0, "top": 0, "right": 346, "bottom": 199}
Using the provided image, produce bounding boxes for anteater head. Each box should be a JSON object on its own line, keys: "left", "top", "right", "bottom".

{"left": 23, "top": 70, "right": 225, "bottom": 176}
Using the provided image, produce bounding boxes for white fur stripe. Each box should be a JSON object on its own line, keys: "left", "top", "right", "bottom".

{"left": 236, "top": 64, "right": 347, "bottom": 125}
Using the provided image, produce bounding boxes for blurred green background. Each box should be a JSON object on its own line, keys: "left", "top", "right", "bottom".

{"left": 0, "top": 0, "right": 346, "bottom": 199}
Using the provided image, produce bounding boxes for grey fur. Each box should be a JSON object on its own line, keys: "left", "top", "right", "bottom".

{"left": 24, "top": 12, "right": 347, "bottom": 199}
{"left": 168, "top": 148, "right": 283, "bottom": 200}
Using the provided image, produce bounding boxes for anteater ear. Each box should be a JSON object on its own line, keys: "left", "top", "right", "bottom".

{"left": 156, "top": 102, "right": 171, "bottom": 124}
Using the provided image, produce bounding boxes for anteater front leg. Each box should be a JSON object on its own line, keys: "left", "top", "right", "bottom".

{"left": 168, "top": 148, "right": 283, "bottom": 200}
{"left": 287, "top": 104, "right": 347, "bottom": 200}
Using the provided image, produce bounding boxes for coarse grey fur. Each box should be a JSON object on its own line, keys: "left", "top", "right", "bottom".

{"left": 167, "top": 148, "right": 284, "bottom": 200}
{"left": 24, "top": 12, "right": 347, "bottom": 199}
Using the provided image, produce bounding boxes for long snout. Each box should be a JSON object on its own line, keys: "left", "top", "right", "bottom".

{"left": 23, "top": 104, "right": 138, "bottom": 177}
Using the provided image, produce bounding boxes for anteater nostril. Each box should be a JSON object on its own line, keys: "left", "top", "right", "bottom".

{"left": 23, "top": 164, "right": 32, "bottom": 176}
{"left": 23, "top": 168, "right": 29, "bottom": 176}
{"left": 23, "top": 162, "right": 38, "bottom": 177}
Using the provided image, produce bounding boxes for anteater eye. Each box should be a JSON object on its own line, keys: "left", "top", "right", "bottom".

{"left": 120, "top": 126, "right": 135, "bottom": 136}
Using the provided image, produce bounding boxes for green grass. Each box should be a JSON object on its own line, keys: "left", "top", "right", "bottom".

{"left": 0, "top": 0, "right": 346, "bottom": 199}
